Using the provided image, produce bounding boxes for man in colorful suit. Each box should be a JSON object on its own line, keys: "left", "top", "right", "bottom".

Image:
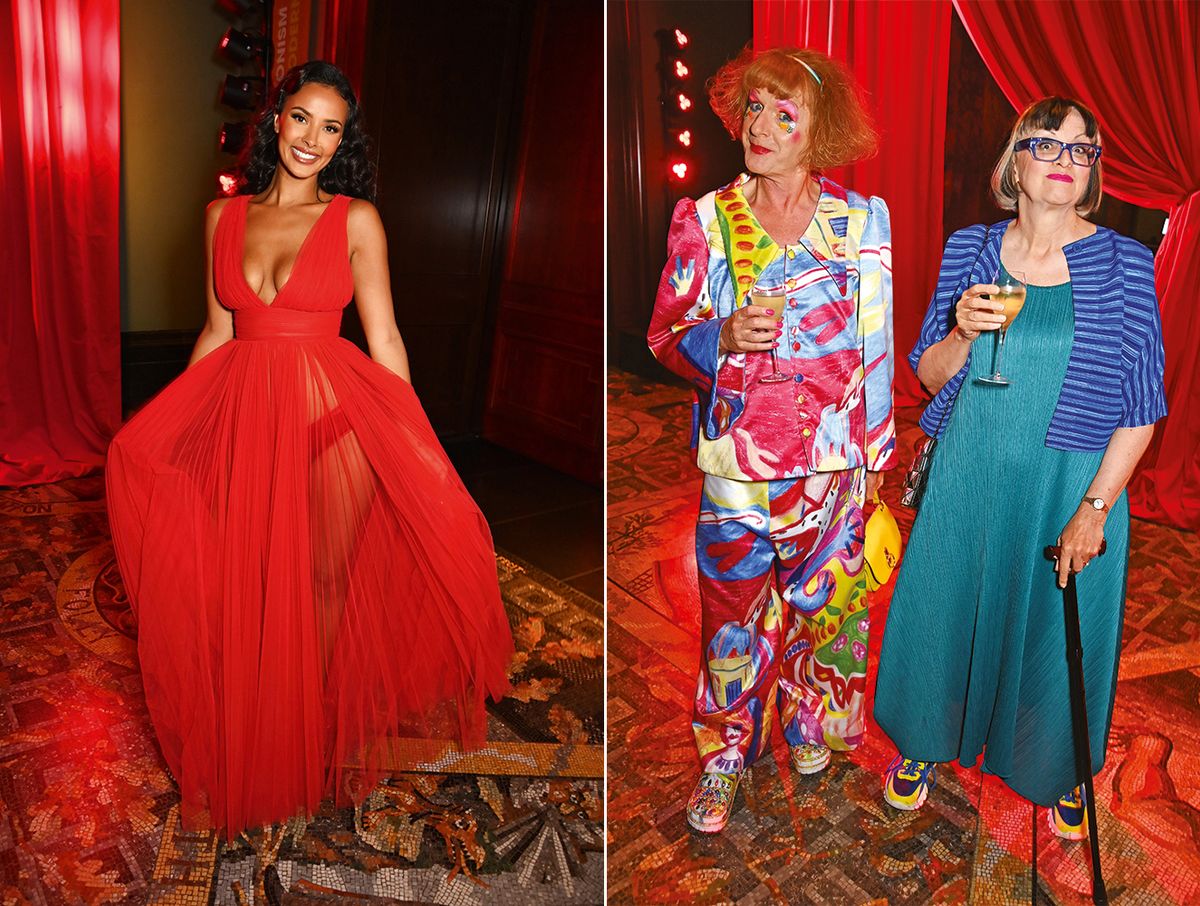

{"left": 647, "top": 46, "right": 896, "bottom": 833}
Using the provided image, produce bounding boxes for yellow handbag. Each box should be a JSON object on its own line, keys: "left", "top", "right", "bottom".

{"left": 864, "top": 491, "right": 902, "bottom": 591}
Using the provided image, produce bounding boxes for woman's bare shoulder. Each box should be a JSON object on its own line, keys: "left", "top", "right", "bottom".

{"left": 205, "top": 195, "right": 237, "bottom": 232}
{"left": 346, "top": 197, "right": 385, "bottom": 245}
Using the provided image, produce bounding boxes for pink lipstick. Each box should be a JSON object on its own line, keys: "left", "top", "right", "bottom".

{"left": 1047, "top": 173, "right": 1074, "bottom": 183}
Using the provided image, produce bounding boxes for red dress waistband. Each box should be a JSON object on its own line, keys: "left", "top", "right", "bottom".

{"left": 233, "top": 308, "right": 342, "bottom": 340}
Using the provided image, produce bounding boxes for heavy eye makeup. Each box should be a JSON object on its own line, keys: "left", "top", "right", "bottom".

{"left": 775, "top": 100, "right": 798, "bottom": 135}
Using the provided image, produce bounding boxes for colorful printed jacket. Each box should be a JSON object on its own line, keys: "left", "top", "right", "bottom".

{"left": 647, "top": 174, "right": 895, "bottom": 482}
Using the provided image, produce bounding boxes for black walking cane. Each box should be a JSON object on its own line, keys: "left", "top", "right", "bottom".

{"left": 1041, "top": 540, "right": 1108, "bottom": 906}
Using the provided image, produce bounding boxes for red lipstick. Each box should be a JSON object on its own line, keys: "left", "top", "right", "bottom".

{"left": 1047, "top": 173, "right": 1074, "bottom": 183}
{"left": 750, "top": 144, "right": 771, "bottom": 155}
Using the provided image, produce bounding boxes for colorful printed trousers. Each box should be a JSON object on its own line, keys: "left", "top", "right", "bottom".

{"left": 693, "top": 470, "right": 869, "bottom": 774}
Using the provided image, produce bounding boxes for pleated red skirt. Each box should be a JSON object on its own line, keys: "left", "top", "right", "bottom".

{"left": 106, "top": 194, "right": 513, "bottom": 836}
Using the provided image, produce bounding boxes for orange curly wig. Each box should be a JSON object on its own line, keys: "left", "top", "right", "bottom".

{"left": 707, "top": 45, "right": 878, "bottom": 172}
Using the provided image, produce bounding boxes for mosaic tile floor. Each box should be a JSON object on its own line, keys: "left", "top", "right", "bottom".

{"left": 0, "top": 478, "right": 601, "bottom": 905}
{"left": 607, "top": 369, "right": 1200, "bottom": 905}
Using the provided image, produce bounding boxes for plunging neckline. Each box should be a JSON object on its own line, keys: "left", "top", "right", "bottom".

{"left": 239, "top": 194, "right": 339, "bottom": 308}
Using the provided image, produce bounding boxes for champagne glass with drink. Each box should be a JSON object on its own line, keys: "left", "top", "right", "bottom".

{"left": 751, "top": 286, "right": 789, "bottom": 384}
{"left": 974, "top": 270, "right": 1027, "bottom": 386}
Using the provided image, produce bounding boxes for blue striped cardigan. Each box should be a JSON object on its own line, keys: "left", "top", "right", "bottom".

{"left": 913, "top": 221, "right": 1167, "bottom": 450}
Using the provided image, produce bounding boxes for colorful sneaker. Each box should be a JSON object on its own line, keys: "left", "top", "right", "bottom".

{"left": 1049, "top": 785, "right": 1087, "bottom": 841}
{"left": 686, "top": 771, "right": 740, "bottom": 833}
{"left": 790, "top": 742, "right": 832, "bottom": 775}
{"left": 883, "top": 754, "right": 938, "bottom": 810}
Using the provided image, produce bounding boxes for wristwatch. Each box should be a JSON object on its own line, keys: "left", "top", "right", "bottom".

{"left": 1082, "top": 495, "right": 1110, "bottom": 513}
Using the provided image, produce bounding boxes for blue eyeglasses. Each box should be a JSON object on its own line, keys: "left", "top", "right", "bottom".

{"left": 1013, "top": 137, "right": 1102, "bottom": 168}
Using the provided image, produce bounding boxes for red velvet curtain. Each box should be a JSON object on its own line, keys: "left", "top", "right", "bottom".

{"left": 754, "top": 0, "right": 953, "bottom": 407}
{"left": 317, "top": 0, "right": 369, "bottom": 90}
{"left": 0, "top": 0, "right": 121, "bottom": 486}
{"left": 953, "top": 0, "right": 1200, "bottom": 530}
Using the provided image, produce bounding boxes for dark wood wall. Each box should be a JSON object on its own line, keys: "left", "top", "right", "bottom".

{"left": 354, "top": 0, "right": 530, "bottom": 438}
{"left": 481, "top": 0, "right": 603, "bottom": 484}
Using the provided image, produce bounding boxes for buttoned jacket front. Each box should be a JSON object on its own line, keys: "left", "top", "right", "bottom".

{"left": 648, "top": 174, "right": 895, "bottom": 482}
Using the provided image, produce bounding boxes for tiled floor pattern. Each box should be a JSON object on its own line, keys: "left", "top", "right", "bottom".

{"left": 0, "top": 464, "right": 601, "bottom": 904}
{"left": 607, "top": 369, "right": 1200, "bottom": 905}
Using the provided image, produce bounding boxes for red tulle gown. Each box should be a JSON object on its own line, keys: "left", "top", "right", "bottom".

{"left": 106, "top": 193, "right": 513, "bottom": 837}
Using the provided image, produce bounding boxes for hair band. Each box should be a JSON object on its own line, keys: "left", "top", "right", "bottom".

{"left": 790, "top": 55, "right": 823, "bottom": 90}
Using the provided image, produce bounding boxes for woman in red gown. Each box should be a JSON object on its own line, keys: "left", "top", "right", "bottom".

{"left": 106, "top": 62, "right": 514, "bottom": 838}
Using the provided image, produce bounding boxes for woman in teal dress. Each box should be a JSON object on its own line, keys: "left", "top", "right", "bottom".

{"left": 873, "top": 97, "right": 1167, "bottom": 841}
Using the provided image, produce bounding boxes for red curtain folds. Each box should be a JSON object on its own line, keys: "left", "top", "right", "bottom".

{"left": 754, "top": 0, "right": 953, "bottom": 408}
{"left": 0, "top": 0, "right": 121, "bottom": 486}
{"left": 953, "top": 0, "right": 1200, "bottom": 529}
{"left": 317, "top": 0, "right": 369, "bottom": 91}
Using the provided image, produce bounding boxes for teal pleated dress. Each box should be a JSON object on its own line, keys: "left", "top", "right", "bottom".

{"left": 874, "top": 274, "right": 1129, "bottom": 806}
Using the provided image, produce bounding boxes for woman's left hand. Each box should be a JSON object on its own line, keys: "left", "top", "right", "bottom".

{"left": 1055, "top": 505, "right": 1107, "bottom": 589}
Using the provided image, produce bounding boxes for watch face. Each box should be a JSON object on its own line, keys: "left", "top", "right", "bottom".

{"left": 1091, "top": 498, "right": 1105, "bottom": 510}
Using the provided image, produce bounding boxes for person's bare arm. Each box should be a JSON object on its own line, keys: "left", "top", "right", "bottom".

{"left": 188, "top": 197, "right": 236, "bottom": 366}
{"left": 347, "top": 199, "right": 410, "bottom": 382}
{"left": 1054, "top": 424, "right": 1154, "bottom": 587}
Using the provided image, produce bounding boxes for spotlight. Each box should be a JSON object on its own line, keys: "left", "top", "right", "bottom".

{"left": 677, "top": 129, "right": 692, "bottom": 148}
{"left": 677, "top": 93, "right": 692, "bottom": 112}
{"left": 674, "top": 28, "right": 689, "bottom": 48}
{"left": 670, "top": 161, "right": 689, "bottom": 181}
{"left": 221, "top": 75, "right": 264, "bottom": 111}
{"left": 217, "top": 169, "right": 240, "bottom": 196}
{"left": 218, "top": 28, "right": 265, "bottom": 65}
{"left": 674, "top": 60, "right": 689, "bottom": 79}
{"left": 219, "top": 122, "right": 251, "bottom": 155}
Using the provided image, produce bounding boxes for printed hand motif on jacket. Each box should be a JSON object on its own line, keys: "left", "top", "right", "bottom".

{"left": 648, "top": 174, "right": 895, "bottom": 481}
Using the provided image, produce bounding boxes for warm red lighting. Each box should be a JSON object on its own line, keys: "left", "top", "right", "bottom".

{"left": 671, "top": 161, "right": 689, "bottom": 180}
{"left": 678, "top": 130, "right": 692, "bottom": 147}
{"left": 218, "top": 172, "right": 239, "bottom": 196}
{"left": 220, "top": 34, "right": 230, "bottom": 48}
{"left": 674, "top": 60, "right": 689, "bottom": 79}
{"left": 674, "top": 28, "right": 689, "bottom": 48}
{"left": 678, "top": 93, "right": 692, "bottom": 112}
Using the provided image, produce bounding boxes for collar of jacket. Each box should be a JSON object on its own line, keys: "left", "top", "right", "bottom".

{"left": 715, "top": 173, "right": 854, "bottom": 300}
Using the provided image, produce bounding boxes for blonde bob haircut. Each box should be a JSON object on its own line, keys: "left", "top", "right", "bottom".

{"left": 707, "top": 45, "right": 878, "bottom": 172}
{"left": 991, "top": 97, "right": 1104, "bottom": 216}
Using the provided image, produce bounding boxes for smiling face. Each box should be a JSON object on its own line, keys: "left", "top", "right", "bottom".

{"left": 273, "top": 81, "right": 349, "bottom": 179}
{"left": 1012, "top": 109, "right": 1095, "bottom": 210}
{"left": 741, "top": 86, "right": 811, "bottom": 178}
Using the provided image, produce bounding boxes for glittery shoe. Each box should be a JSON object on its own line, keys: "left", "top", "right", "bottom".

{"left": 686, "top": 771, "right": 740, "bottom": 833}
{"left": 790, "top": 742, "right": 832, "bottom": 775}
{"left": 883, "top": 754, "right": 938, "bottom": 810}
{"left": 1049, "top": 785, "right": 1087, "bottom": 841}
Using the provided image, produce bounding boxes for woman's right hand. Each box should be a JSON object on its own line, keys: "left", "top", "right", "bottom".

{"left": 719, "top": 305, "right": 782, "bottom": 354}
{"left": 953, "top": 284, "right": 1005, "bottom": 341}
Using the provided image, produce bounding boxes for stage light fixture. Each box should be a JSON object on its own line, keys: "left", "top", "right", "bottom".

{"left": 657, "top": 27, "right": 694, "bottom": 188}
{"left": 218, "top": 28, "right": 265, "bottom": 65}
{"left": 217, "top": 169, "right": 240, "bottom": 196}
{"left": 219, "top": 122, "right": 251, "bottom": 155}
{"left": 221, "top": 75, "right": 264, "bottom": 111}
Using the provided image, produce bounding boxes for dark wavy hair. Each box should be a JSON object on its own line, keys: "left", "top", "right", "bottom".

{"left": 239, "top": 61, "right": 376, "bottom": 200}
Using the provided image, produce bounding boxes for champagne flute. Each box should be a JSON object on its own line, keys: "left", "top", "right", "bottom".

{"left": 750, "top": 287, "right": 789, "bottom": 384}
{"left": 974, "top": 270, "right": 1027, "bottom": 386}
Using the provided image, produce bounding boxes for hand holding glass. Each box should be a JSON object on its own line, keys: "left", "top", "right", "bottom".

{"left": 974, "top": 271, "right": 1027, "bottom": 386}
{"left": 748, "top": 288, "right": 789, "bottom": 383}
